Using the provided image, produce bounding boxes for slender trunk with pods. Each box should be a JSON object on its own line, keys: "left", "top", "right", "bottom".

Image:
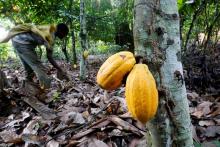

{"left": 79, "top": 0, "right": 88, "bottom": 80}
{"left": 133, "top": 0, "right": 193, "bottom": 146}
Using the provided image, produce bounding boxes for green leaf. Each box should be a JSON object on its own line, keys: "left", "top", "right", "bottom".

{"left": 178, "top": 0, "right": 184, "bottom": 10}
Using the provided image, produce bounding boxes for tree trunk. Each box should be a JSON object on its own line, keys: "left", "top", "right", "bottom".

{"left": 67, "top": 0, "right": 77, "bottom": 66}
{"left": 183, "top": 0, "right": 206, "bottom": 52}
{"left": 62, "top": 38, "right": 69, "bottom": 62}
{"left": 79, "top": 0, "right": 88, "bottom": 80}
{"left": 0, "top": 69, "right": 12, "bottom": 116}
{"left": 133, "top": 0, "right": 193, "bottom": 146}
{"left": 71, "top": 25, "right": 77, "bottom": 66}
{"left": 0, "top": 70, "right": 5, "bottom": 92}
{"left": 0, "top": 69, "right": 9, "bottom": 94}
{"left": 183, "top": 11, "right": 198, "bottom": 51}
{"left": 203, "top": 10, "right": 220, "bottom": 51}
{"left": 213, "top": 28, "right": 220, "bottom": 47}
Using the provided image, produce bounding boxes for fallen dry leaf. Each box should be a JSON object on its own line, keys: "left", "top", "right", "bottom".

{"left": 91, "top": 119, "right": 111, "bottom": 129}
{"left": 134, "top": 121, "right": 146, "bottom": 132}
{"left": 4, "top": 111, "right": 30, "bottom": 129}
{"left": 22, "top": 118, "right": 42, "bottom": 135}
{"left": 72, "top": 136, "right": 89, "bottom": 147}
{"left": 199, "top": 120, "right": 215, "bottom": 127}
{"left": 196, "top": 126, "right": 206, "bottom": 138}
{"left": 72, "top": 128, "right": 96, "bottom": 140}
{"left": 109, "top": 115, "right": 145, "bottom": 136}
{"left": 204, "top": 126, "right": 220, "bottom": 137}
{"left": 207, "top": 103, "right": 220, "bottom": 117}
{"left": 109, "top": 129, "right": 122, "bottom": 136}
{"left": 187, "top": 92, "right": 199, "bottom": 100}
{"left": 72, "top": 118, "right": 111, "bottom": 140}
{"left": 21, "top": 134, "right": 47, "bottom": 146}
{"left": 58, "top": 105, "right": 86, "bottom": 116}
{"left": 192, "top": 125, "right": 200, "bottom": 143}
{"left": 191, "top": 111, "right": 204, "bottom": 118}
{"left": 61, "top": 112, "right": 86, "bottom": 125}
{"left": 93, "top": 95, "right": 101, "bottom": 103}
{"left": 129, "top": 138, "right": 146, "bottom": 147}
{"left": 88, "top": 138, "right": 109, "bottom": 147}
{"left": 0, "top": 130, "right": 22, "bottom": 144}
{"left": 191, "top": 101, "right": 212, "bottom": 118}
{"left": 214, "top": 119, "right": 220, "bottom": 125}
{"left": 46, "top": 140, "right": 60, "bottom": 147}
{"left": 113, "top": 96, "right": 127, "bottom": 113}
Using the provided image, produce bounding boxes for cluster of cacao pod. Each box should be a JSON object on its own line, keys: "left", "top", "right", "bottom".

{"left": 97, "top": 51, "right": 158, "bottom": 124}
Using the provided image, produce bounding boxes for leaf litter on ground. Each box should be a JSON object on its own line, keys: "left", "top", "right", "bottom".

{"left": 0, "top": 61, "right": 146, "bottom": 146}
{"left": 0, "top": 60, "right": 220, "bottom": 146}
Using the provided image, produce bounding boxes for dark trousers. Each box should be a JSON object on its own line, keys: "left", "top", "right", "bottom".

{"left": 12, "top": 41, "right": 51, "bottom": 88}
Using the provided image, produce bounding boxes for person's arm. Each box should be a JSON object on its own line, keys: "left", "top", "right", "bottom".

{"left": 46, "top": 48, "right": 62, "bottom": 71}
{"left": 46, "top": 48, "right": 70, "bottom": 81}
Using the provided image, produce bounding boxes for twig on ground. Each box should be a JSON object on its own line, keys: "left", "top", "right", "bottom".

{"left": 44, "top": 97, "right": 117, "bottom": 144}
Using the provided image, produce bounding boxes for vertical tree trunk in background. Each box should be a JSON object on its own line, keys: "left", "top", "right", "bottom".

{"left": 183, "top": 9, "right": 200, "bottom": 51}
{"left": 67, "top": 0, "right": 77, "bottom": 66}
{"left": 133, "top": 0, "right": 193, "bottom": 146}
{"left": 0, "top": 69, "right": 9, "bottom": 93}
{"left": 62, "top": 38, "right": 69, "bottom": 62}
{"left": 79, "top": 0, "right": 88, "bottom": 80}
{"left": 0, "top": 69, "right": 4, "bottom": 92}
{"left": 0, "top": 69, "right": 11, "bottom": 116}
{"left": 71, "top": 23, "right": 77, "bottom": 66}
{"left": 214, "top": 28, "right": 220, "bottom": 47}
{"left": 203, "top": 12, "right": 220, "bottom": 51}
{"left": 183, "top": 0, "right": 206, "bottom": 52}
{"left": 0, "top": 58, "right": 9, "bottom": 93}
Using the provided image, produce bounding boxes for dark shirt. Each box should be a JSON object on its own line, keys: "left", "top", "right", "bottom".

{"left": 11, "top": 32, "right": 48, "bottom": 48}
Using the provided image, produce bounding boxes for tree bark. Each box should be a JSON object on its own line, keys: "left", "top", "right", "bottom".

{"left": 183, "top": 0, "right": 206, "bottom": 52}
{"left": 62, "top": 38, "right": 69, "bottom": 62}
{"left": 67, "top": 0, "right": 77, "bottom": 66}
{"left": 0, "top": 69, "right": 9, "bottom": 94}
{"left": 133, "top": 0, "right": 193, "bottom": 146}
{"left": 203, "top": 6, "right": 220, "bottom": 51}
{"left": 0, "top": 70, "right": 5, "bottom": 91}
{"left": 79, "top": 0, "right": 88, "bottom": 80}
{"left": 71, "top": 25, "right": 77, "bottom": 66}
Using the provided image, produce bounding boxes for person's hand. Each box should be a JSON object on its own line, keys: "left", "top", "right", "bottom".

{"left": 39, "top": 77, "right": 52, "bottom": 89}
{"left": 57, "top": 70, "right": 70, "bottom": 81}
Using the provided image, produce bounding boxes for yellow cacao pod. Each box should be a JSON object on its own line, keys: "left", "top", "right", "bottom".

{"left": 12, "top": 5, "right": 20, "bottom": 13}
{"left": 97, "top": 51, "right": 136, "bottom": 90}
{"left": 73, "top": 64, "right": 77, "bottom": 69}
{"left": 83, "top": 50, "right": 89, "bottom": 59}
{"left": 125, "top": 64, "right": 158, "bottom": 124}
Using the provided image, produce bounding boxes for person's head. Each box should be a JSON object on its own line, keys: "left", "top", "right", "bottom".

{"left": 55, "top": 23, "right": 69, "bottom": 39}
